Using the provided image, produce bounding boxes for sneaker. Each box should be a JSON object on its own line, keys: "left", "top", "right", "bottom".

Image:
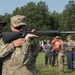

{"left": 49, "top": 65, "right": 51, "bottom": 68}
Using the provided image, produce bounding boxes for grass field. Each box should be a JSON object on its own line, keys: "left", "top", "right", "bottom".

{"left": 36, "top": 52, "right": 75, "bottom": 75}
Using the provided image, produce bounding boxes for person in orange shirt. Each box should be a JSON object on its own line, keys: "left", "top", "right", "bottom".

{"left": 51, "top": 36, "right": 62, "bottom": 66}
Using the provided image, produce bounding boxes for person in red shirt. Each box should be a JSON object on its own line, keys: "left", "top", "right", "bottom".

{"left": 51, "top": 36, "right": 62, "bottom": 66}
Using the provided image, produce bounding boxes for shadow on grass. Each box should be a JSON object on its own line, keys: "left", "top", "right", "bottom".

{"left": 64, "top": 71, "right": 73, "bottom": 73}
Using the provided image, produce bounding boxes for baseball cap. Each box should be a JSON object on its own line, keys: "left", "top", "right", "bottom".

{"left": 10, "top": 15, "right": 26, "bottom": 27}
{"left": 66, "top": 35, "right": 72, "bottom": 38}
{"left": 55, "top": 36, "right": 61, "bottom": 39}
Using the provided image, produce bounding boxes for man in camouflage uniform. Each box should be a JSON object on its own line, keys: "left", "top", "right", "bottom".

{"left": 0, "top": 15, "right": 39, "bottom": 75}
{"left": 58, "top": 41, "right": 67, "bottom": 74}
{"left": 0, "top": 19, "right": 7, "bottom": 75}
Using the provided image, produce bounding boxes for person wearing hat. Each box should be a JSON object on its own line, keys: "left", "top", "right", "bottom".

{"left": 1, "top": 15, "right": 39, "bottom": 75}
{"left": 0, "top": 19, "right": 7, "bottom": 75}
{"left": 0, "top": 19, "right": 7, "bottom": 32}
{"left": 66, "top": 35, "right": 75, "bottom": 71}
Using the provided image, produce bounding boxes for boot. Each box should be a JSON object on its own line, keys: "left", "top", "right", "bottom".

{"left": 59, "top": 70, "right": 64, "bottom": 75}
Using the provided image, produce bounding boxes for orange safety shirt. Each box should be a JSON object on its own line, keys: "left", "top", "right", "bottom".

{"left": 53, "top": 39, "right": 62, "bottom": 52}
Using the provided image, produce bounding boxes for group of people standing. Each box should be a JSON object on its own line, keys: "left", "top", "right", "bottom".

{"left": 43, "top": 35, "right": 75, "bottom": 74}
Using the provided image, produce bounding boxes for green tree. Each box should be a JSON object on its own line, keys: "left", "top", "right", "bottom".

{"left": 59, "top": 0, "right": 75, "bottom": 31}
{"left": 12, "top": 1, "right": 52, "bottom": 30}
{"left": 51, "top": 11, "right": 60, "bottom": 30}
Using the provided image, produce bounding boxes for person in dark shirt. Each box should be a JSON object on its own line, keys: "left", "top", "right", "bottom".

{"left": 43, "top": 40, "right": 53, "bottom": 67}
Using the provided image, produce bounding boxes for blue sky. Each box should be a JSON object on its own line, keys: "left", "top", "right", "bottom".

{"left": 0, "top": 0, "right": 72, "bottom": 15}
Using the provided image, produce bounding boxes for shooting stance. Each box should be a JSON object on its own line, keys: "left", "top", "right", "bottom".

{"left": 0, "top": 15, "right": 39, "bottom": 75}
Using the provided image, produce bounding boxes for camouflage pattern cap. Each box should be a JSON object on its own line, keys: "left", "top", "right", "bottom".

{"left": 66, "top": 35, "right": 72, "bottom": 38}
{"left": 10, "top": 15, "right": 26, "bottom": 27}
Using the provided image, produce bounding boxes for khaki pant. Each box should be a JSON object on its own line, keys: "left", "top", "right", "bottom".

{"left": 58, "top": 52, "right": 64, "bottom": 71}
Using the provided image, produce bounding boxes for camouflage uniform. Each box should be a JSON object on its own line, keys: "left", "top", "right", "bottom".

{"left": 58, "top": 42, "right": 67, "bottom": 73}
{"left": 0, "top": 38, "right": 4, "bottom": 75}
{"left": 1, "top": 39, "right": 39, "bottom": 75}
{"left": 0, "top": 38, "right": 15, "bottom": 75}
{"left": 0, "top": 19, "right": 7, "bottom": 75}
{"left": 0, "top": 15, "right": 39, "bottom": 75}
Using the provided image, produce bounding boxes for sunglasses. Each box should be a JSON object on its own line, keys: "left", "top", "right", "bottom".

{"left": 15, "top": 25, "right": 26, "bottom": 30}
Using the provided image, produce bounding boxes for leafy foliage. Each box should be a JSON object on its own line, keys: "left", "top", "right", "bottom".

{"left": 0, "top": 0, "right": 75, "bottom": 40}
